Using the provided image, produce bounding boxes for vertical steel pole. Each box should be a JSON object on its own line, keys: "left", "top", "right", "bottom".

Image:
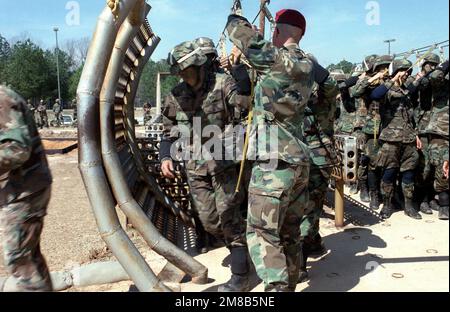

{"left": 335, "top": 178, "right": 345, "bottom": 228}
{"left": 156, "top": 72, "right": 162, "bottom": 116}
{"left": 54, "top": 27, "right": 62, "bottom": 104}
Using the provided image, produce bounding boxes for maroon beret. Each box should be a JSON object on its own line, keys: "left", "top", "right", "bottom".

{"left": 275, "top": 9, "right": 307, "bottom": 34}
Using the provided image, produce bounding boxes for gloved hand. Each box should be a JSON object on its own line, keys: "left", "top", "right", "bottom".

{"left": 231, "top": 64, "right": 252, "bottom": 96}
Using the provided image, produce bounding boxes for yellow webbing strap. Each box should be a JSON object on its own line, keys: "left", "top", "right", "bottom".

{"left": 235, "top": 69, "right": 256, "bottom": 193}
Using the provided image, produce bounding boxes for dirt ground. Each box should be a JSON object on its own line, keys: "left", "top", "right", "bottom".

{"left": 0, "top": 148, "right": 108, "bottom": 277}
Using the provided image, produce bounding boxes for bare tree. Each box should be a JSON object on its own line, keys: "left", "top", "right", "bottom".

{"left": 63, "top": 37, "right": 90, "bottom": 68}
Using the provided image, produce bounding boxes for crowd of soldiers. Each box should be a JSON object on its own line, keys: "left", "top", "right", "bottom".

{"left": 0, "top": 7, "right": 448, "bottom": 293}
{"left": 25, "top": 98, "right": 78, "bottom": 129}
{"left": 334, "top": 53, "right": 449, "bottom": 221}
{"left": 160, "top": 8, "right": 449, "bottom": 293}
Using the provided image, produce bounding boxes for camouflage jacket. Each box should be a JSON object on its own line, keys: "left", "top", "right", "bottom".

{"left": 375, "top": 81, "right": 417, "bottom": 143}
{"left": 423, "top": 68, "right": 449, "bottom": 139}
{"left": 162, "top": 71, "right": 248, "bottom": 176}
{"left": 53, "top": 103, "right": 61, "bottom": 114}
{"left": 0, "top": 86, "right": 52, "bottom": 206}
{"left": 350, "top": 77, "right": 383, "bottom": 137}
{"left": 303, "top": 77, "right": 339, "bottom": 168}
{"left": 406, "top": 75, "right": 433, "bottom": 135}
{"left": 226, "top": 15, "right": 314, "bottom": 165}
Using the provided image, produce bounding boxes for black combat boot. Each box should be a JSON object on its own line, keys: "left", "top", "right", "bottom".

{"left": 419, "top": 201, "right": 433, "bottom": 215}
{"left": 439, "top": 206, "right": 449, "bottom": 220}
{"left": 195, "top": 228, "right": 210, "bottom": 254}
{"left": 349, "top": 183, "right": 358, "bottom": 195}
{"left": 430, "top": 199, "right": 440, "bottom": 211}
{"left": 403, "top": 183, "right": 422, "bottom": 220}
{"left": 306, "top": 234, "right": 327, "bottom": 257}
{"left": 438, "top": 192, "right": 449, "bottom": 221}
{"left": 369, "top": 191, "right": 381, "bottom": 210}
{"left": 380, "top": 182, "right": 394, "bottom": 220}
{"left": 359, "top": 180, "right": 370, "bottom": 203}
{"left": 218, "top": 247, "right": 250, "bottom": 292}
{"left": 298, "top": 243, "right": 309, "bottom": 284}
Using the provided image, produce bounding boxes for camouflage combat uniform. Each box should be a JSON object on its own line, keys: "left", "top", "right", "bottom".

{"left": 371, "top": 59, "right": 420, "bottom": 219}
{"left": 421, "top": 61, "right": 449, "bottom": 218}
{"left": 52, "top": 100, "right": 62, "bottom": 127}
{"left": 143, "top": 103, "right": 152, "bottom": 127}
{"left": 163, "top": 41, "right": 249, "bottom": 249}
{"left": 227, "top": 15, "right": 314, "bottom": 291}
{"left": 37, "top": 102, "right": 48, "bottom": 129}
{"left": 301, "top": 76, "right": 339, "bottom": 245}
{"left": 0, "top": 85, "right": 53, "bottom": 291}
{"left": 350, "top": 56, "right": 392, "bottom": 206}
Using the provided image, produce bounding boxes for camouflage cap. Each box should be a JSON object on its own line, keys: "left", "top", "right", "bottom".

{"left": 363, "top": 54, "right": 379, "bottom": 73}
{"left": 373, "top": 55, "right": 394, "bottom": 72}
{"left": 420, "top": 53, "right": 441, "bottom": 67}
{"left": 167, "top": 41, "right": 207, "bottom": 75}
{"left": 389, "top": 59, "right": 413, "bottom": 76}
{"left": 195, "top": 37, "right": 218, "bottom": 56}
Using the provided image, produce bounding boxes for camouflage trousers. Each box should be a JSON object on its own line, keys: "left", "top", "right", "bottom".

{"left": 300, "top": 164, "right": 332, "bottom": 241}
{"left": 186, "top": 166, "right": 246, "bottom": 248}
{"left": 54, "top": 113, "right": 61, "bottom": 127}
{"left": 416, "top": 136, "right": 431, "bottom": 184}
{"left": 38, "top": 115, "right": 48, "bottom": 128}
{"left": 246, "top": 161, "right": 309, "bottom": 291}
{"left": 0, "top": 187, "right": 53, "bottom": 291}
{"left": 377, "top": 142, "right": 419, "bottom": 172}
{"left": 427, "top": 138, "right": 449, "bottom": 193}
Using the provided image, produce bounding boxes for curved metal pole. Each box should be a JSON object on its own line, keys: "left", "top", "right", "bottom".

{"left": 77, "top": 1, "right": 169, "bottom": 292}
{"left": 99, "top": 2, "right": 207, "bottom": 284}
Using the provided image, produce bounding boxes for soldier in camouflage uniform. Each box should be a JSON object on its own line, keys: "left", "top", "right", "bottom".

{"left": 409, "top": 54, "right": 441, "bottom": 215}
{"left": 226, "top": 9, "right": 314, "bottom": 292}
{"left": 37, "top": 100, "right": 48, "bottom": 129}
{"left": 371, "top": 59, "right": 421, "bottom": 220}
{"left": 27, "top": 99, "right": 38, "bottom": 126}
{"left": 351, "top": 55, "right": 392, "bottom": 209}
{"left": 52, "top": 99, "right": 62, "bottom": 127}
{"left": 414, "top": 60, "right": 449, "bottom": 220}
{"left": 161, "top": 40, "right": 251, "bottom": 291}
{"left": 143, "top": 102, "right": 152, "bottom": 127}
{"left": 299, "top": 73, "right": 339, "bottom": 282}
{"left": 0, "top": 85, "right": 53, "bottom": 291}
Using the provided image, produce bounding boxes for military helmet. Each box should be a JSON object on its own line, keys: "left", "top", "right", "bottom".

{"left": 420, "top": 53, "right": 441, "bottom": 67}
{"left": 330, "top": 71, "right": 347, "bottom": 82}
{"left": 389, "top": 59, "right": 413, "bottom": 77}
{"left": 373, "top": 55, "right": 394, "bottom": 72}
{"left": 167, "top": 41, "right": 207, "bottom": 75}
{"left": 351, "top": 64, "right": 365, "bottom": 77}
{"left": 363, "top": 54, "right": 379, "bottom": 73}
{"left": 195, "top": 37, "right": 218, "bottom": 57}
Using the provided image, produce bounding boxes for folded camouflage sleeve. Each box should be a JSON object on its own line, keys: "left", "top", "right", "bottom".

{"left": 350, "top": 77, "right": 371, "bottom": 98}
{"left": 0, "top": 88, "right": 32, "bottom": 175}
{"left": 226, "top": 14, "right": 279, "bottom": 74}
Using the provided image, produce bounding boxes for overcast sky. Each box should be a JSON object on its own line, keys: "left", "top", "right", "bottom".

{"left": 0, "top": 0, "right": 448, "bottom": 66}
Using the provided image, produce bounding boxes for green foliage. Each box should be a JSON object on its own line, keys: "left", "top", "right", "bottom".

{"left": 68, "top": 65, "right": 83, "bottom": 101}
{"left": 0, "top": 35, "right": 75, "bottom": 106}
{"left": 327, "top": 59, "right": 355, "bottom": 74}
{"left": 136, "top": 59, "right": 179, "bottom": 107}
{"left": 2, "top": 40, "right": 53, "bottom": 100}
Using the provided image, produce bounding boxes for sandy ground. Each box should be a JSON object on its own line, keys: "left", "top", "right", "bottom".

{"left": 0, "top": 130, "right": 448, "bottom": 292}
{"left": 0, "top": 149, "right": 107, "bottom": 277}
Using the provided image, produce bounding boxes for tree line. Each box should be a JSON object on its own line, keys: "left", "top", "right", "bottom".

{"left": 0, "top": 34, "right": 178, "bottom": 109}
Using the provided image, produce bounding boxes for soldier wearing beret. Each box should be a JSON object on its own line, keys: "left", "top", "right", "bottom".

{"left": 226, "top": 9, "right": 315, "bottom": 292}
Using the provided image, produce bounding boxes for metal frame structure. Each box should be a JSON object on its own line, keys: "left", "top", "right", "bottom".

{"left": 77, "top": 0, "right": 207, "bottom": 292}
